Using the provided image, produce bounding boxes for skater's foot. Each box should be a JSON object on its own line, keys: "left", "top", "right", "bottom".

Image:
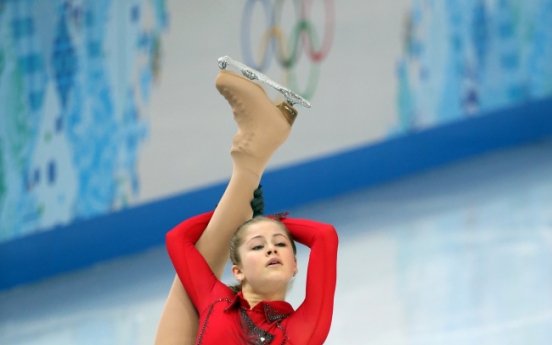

{"left": 216, "top": 69, "right": 297, "bottom": 173}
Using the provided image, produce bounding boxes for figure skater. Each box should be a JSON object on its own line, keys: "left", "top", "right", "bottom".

{"left": 155, "top": 58, "right": 337, "bottom": 345}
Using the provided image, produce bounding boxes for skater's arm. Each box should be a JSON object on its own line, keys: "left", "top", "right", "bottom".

{"left": 166, "top": 212, "right": 234, "bottom": 312}
{"left": 284, "top": 218, "right": 338, "bottom": 345}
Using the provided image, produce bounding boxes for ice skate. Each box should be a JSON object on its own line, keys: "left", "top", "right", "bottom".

{"left": 217, "top": 55, "right": 311, "bottom": 109}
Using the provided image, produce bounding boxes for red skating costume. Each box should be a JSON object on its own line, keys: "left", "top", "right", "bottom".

{"left": 166, "top": 211, "right": 338, "bottom": 345}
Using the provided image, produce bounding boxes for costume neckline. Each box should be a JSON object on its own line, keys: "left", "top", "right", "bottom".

{"left": 226, "top": 291, "right": 294, "bottom": 322}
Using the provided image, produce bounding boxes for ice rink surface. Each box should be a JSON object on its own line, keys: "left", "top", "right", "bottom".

{"left": 2, "top": 140, "right": 552, "bottom": 345}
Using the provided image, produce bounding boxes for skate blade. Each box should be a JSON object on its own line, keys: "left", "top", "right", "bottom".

{"left": 218, "top": 55, "right": 311, "bottom": 109}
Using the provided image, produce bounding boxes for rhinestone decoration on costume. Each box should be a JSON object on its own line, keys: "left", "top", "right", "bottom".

{"left": 0, "top": 0, "right": 168, "bottom": 243}
{"left": 264, "top": 304, "right": 291, "bottom": 323}
{"left": 239, "top": 308, "right": 275, "bottom": 345}
{"left": 395, "top": 0, "right": 552, "bottom": 133}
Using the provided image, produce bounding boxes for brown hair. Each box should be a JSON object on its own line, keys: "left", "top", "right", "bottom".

{"left": 228, "top": 216, "right": 297, "bottom": 294}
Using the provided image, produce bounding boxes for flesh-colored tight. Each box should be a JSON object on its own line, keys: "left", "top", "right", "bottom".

{"left": 154, "top": 70, "right": 294, "bottom": 345}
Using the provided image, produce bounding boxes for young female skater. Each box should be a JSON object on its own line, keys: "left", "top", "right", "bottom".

{"left": 155, "top": 67, "right": 337, "bottom": 344}
{"left": 167, "top": 196, "right": 338, "bottom": 344}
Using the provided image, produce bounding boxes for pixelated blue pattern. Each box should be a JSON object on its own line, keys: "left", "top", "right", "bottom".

{"left": 395, "top": 0, "right": 552, "bottom": 133}
{"left": 11, "top": 17, "right": 34, "bottom": 39}
{"left": 52, "top": 13, "right": 76, "bottom": 109}
{"left": 0, "top": 0, "right": 169, "bottom": 242}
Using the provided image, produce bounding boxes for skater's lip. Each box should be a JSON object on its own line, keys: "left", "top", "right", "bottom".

{"left": 266, "top": 257, "right": 283, "bottom": 267}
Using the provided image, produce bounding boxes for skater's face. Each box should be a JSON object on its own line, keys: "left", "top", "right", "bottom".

{"left": 231, "top": 220, "right": 297, "bottom": 297}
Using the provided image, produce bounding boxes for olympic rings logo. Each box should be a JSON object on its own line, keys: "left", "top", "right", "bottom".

{"left": 240, "top": 0, "right": 335, "bottom": 99}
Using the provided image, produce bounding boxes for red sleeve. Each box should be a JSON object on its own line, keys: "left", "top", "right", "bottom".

{"left": 281, "top": 218, "right": 339, "bottom": 345}
{"left": 165, "top": 211, "right": 234, "bottom": 312}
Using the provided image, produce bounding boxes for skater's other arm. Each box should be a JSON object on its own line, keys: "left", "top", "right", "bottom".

{"left": 285, "top": 218, "right": 338, "bottom": 345}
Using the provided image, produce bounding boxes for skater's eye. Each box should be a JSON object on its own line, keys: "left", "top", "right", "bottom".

{"left": 276, "top": 242, "right": 286, "bottom": 247}
{"left": 252, "top": 245, "right": 264, "bottom": 250}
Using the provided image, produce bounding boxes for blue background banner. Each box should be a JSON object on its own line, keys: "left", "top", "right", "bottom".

{"left": 0, "top": 0, "right": 168, "bottom": 243}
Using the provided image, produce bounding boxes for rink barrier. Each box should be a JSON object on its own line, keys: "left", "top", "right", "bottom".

{"left": 2, "top": 97, "right": 552, "bottom": 291}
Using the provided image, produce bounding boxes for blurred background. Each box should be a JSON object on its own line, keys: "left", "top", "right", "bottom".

{"left": 1, "top": 0, "right": 552, "bottom": 344}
